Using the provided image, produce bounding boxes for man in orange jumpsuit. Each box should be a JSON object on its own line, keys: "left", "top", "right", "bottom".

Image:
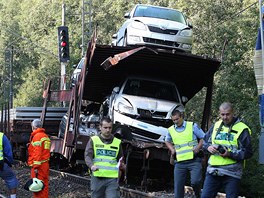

{"left": 28, "top": 119, "right": 51, "bottom": 198}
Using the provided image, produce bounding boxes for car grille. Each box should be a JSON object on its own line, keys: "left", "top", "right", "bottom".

{"left": 136, "top": 117, "right": 173, "bottom": 128}
{"left": 138, "top": 108, "right": 167, "bottom": 118}
{"left": 130, "top": 126, "right": 161, "bottom": 140}
{"left": 143, "top": 37, "right": 179, "bottom": 47}
{"left": 148, "top": 25, "right": 179, "bottom": 35}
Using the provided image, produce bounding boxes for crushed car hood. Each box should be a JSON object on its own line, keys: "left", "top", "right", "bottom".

{"left": 122, "top": 95, "right": 177, "bottom": 112}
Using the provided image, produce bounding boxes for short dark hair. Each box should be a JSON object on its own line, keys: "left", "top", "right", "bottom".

{"left": 171, "top": 109, "right": 183, "bottom": 117}
{"left": 100, "top": 116, "right": 112, "bottom": 125}
{"left": 219, "top": 102, "right": 233, "bottom": 112}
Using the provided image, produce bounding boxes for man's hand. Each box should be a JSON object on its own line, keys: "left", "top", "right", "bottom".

{"left": 193, "top": 147, "right": 200, "bottom": 154}
{"left": 119, "top": 161, "right": 126, "bottom": 172}
{"left": 90, "top": 165, "right": 99, "bottom": 172}
{"left": 207, "top": 145, "right": 218, "bottom": 154}
{"left": 208, "top": 145, "right": 230, "bottom": 157}
{"left": 34, "top": 169, "right": 38, "bottom": 178}
{"left": 170, "top": 149, "right": 176, "bottom": 156}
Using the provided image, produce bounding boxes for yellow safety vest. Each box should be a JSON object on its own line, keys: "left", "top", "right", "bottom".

{"left": 168, "top": 122, "right": 197, "bottom": 162}
{"left": 0, "top": 133, "right": 3, "bottom": 161}
{"left": 91, "top": 136, "right": 121, "bottom": 178}
{"left": 209, "top": 120, "right": 251, "bottom": 166}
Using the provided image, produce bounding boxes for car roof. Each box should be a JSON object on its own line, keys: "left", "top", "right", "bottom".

{"left": 134, "top": 4, "right": 182, "bottom": 11}
{"left": 81, "top": 45, "right": 221, "bottom": 102}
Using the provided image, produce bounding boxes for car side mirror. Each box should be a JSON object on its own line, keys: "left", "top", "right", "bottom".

{"left": 182, "top": 96, "right": 188, "bottom": 103}
{"left": 188, "top": 22, "right": 193, "bottom": 29}
{"left": 113, "top": 87, "right": 120, "bottom": 93}
{"left": 112, "top": 33, "right": 117, "bottom": 39}
{"left": 72, "top": 64, "right": 77, "bottom": 68}
{"left": 124, "top": 12, "right": 130, "bottom": 19}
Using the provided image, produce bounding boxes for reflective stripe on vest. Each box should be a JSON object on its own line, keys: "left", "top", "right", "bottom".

{"left": 30, "top": 136, "right": 51, "bottom": 166}
{"left": 209, "top": 120, "right": 251, "bottom": 166}
{"left": 168, "top": 122, "right": 197, "bottom": 162}
{"left": 91, "top": 136, "right": 121, "bottom": 178}
{"left": 0, "top": 133, "right": 3, "bottom": 161}
{"left": 31, "top": 158, "right": 50, "bottom": 166}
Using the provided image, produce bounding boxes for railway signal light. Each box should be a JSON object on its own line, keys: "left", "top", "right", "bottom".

{"left": 58, "top": 26, "right": 70, "bottom": 62}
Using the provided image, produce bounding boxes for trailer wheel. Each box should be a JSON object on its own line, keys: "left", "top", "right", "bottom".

{"left": 50, "top": 153, "right": 68, "bottom": 170}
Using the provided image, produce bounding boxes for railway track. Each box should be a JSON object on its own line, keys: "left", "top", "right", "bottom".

{"left": 50, "top": 169, "right": 169, "bottom": 198}
{"left": 50, "top": 168, "right": 243, "bottom": 198}
{"left": 10, "top": 162, "right": 236, "bottom": 198}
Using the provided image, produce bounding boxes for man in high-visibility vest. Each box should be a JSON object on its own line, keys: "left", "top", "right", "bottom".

{"left": 201, "top": 102, "right": 253, "bottom": 198}
{"left": 28, "top": 119, "right": 51, "bottom": 198}
{"left": 0, "top": 132, "right": 19, "bottom": 198}
{"left": 165, "top": 105, "right": 205, "bottom": 198}
{"left": 84, "top": 117, "right": 125, "bottom": 198}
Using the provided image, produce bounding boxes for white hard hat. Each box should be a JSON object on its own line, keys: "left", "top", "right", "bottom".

{"left": 24, "top": 178, "right": 45, "bottom": 192}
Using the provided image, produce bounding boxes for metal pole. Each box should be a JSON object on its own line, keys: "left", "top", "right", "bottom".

{"left": 259, "top": 0, "right": 264, "bottom": 164}
{"left": 82, "top": 0, "right": 85, "bottom": 57}
{"left": 3, "top": 70, "right": 6, "bottom": 103}
{"left": 81, "top": 0, "right": 92, "bottom": 57}
{"left": 61, "top": 3, "right": 67, "bottom": 107}
{"left": 62, "top": 4, "right": 65, "bottom": 26}
{"left": 9, "top": 46, "right": 13, "bottom": 109}
{"left": 260, "top": 1, "right": 264, "bottom": 82}
{"left": 89, "top": 0, "right": 92, "bottom": 38}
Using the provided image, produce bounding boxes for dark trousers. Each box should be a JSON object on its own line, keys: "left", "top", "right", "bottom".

{"left": 173, "top": 158, "right": 202, "bottom": 198}
{"left": 201, "top": 172, "right": 240, "bottom": 198}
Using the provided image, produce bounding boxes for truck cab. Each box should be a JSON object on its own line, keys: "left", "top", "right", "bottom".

{"left": 105, "top": 76, "right": 187, "bottom": 143}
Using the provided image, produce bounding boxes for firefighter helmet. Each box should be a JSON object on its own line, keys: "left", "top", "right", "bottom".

{"left": 24, "top": 178, "right": 45, "bottom": 192}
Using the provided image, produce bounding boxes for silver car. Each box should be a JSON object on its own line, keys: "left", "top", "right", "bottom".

{"left": 112, "top": 4, "right": 193, "bottom": 53}
{"left": 70, "top": 57, "right": 85, "bottom": 87}
{"left": 105, "top": 76, "right": 187, "bottom": 143}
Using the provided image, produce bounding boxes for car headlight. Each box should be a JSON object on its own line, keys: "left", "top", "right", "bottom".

{"left": 117, "top": 102, "right": 134, "bottom": 114}
{"left": 130, "top": 21, "right": 147, "bottom": 31}
{"left": 179, "top": 29, "right": 192, "bottom": 37}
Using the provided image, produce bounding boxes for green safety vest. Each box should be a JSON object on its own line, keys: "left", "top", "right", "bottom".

{"left": 91, "top": 136, "right": 121, "bottom": 178}
{"left": 168, "top": 122, "right": 197, "bottom": 162}
{"left": 209, "top": 120, "right": 251, "bottom": 166}
{"left": 0, "top": 132, "right": 3, "bottom": 161}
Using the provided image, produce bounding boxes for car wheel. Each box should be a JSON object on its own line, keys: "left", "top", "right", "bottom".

{"left": 123, "top": 33, "right": 127, "bottom": 47}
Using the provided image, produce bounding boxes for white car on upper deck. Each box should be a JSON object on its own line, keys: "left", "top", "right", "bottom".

{"left": 112, "top": 4, "right": 193, "bottom": 53}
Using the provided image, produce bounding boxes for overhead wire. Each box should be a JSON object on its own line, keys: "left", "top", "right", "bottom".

{"left": 0, "top": 23, "right": 57, "bottom": 58}
{"left": 211, "top": 1, "right": 258, "bottom": 30}
{"left": 199, "top": 1, "right": 259, "bottom": 61}
{"left": 0, "top": 0, "right": 61, "bottom": 58}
